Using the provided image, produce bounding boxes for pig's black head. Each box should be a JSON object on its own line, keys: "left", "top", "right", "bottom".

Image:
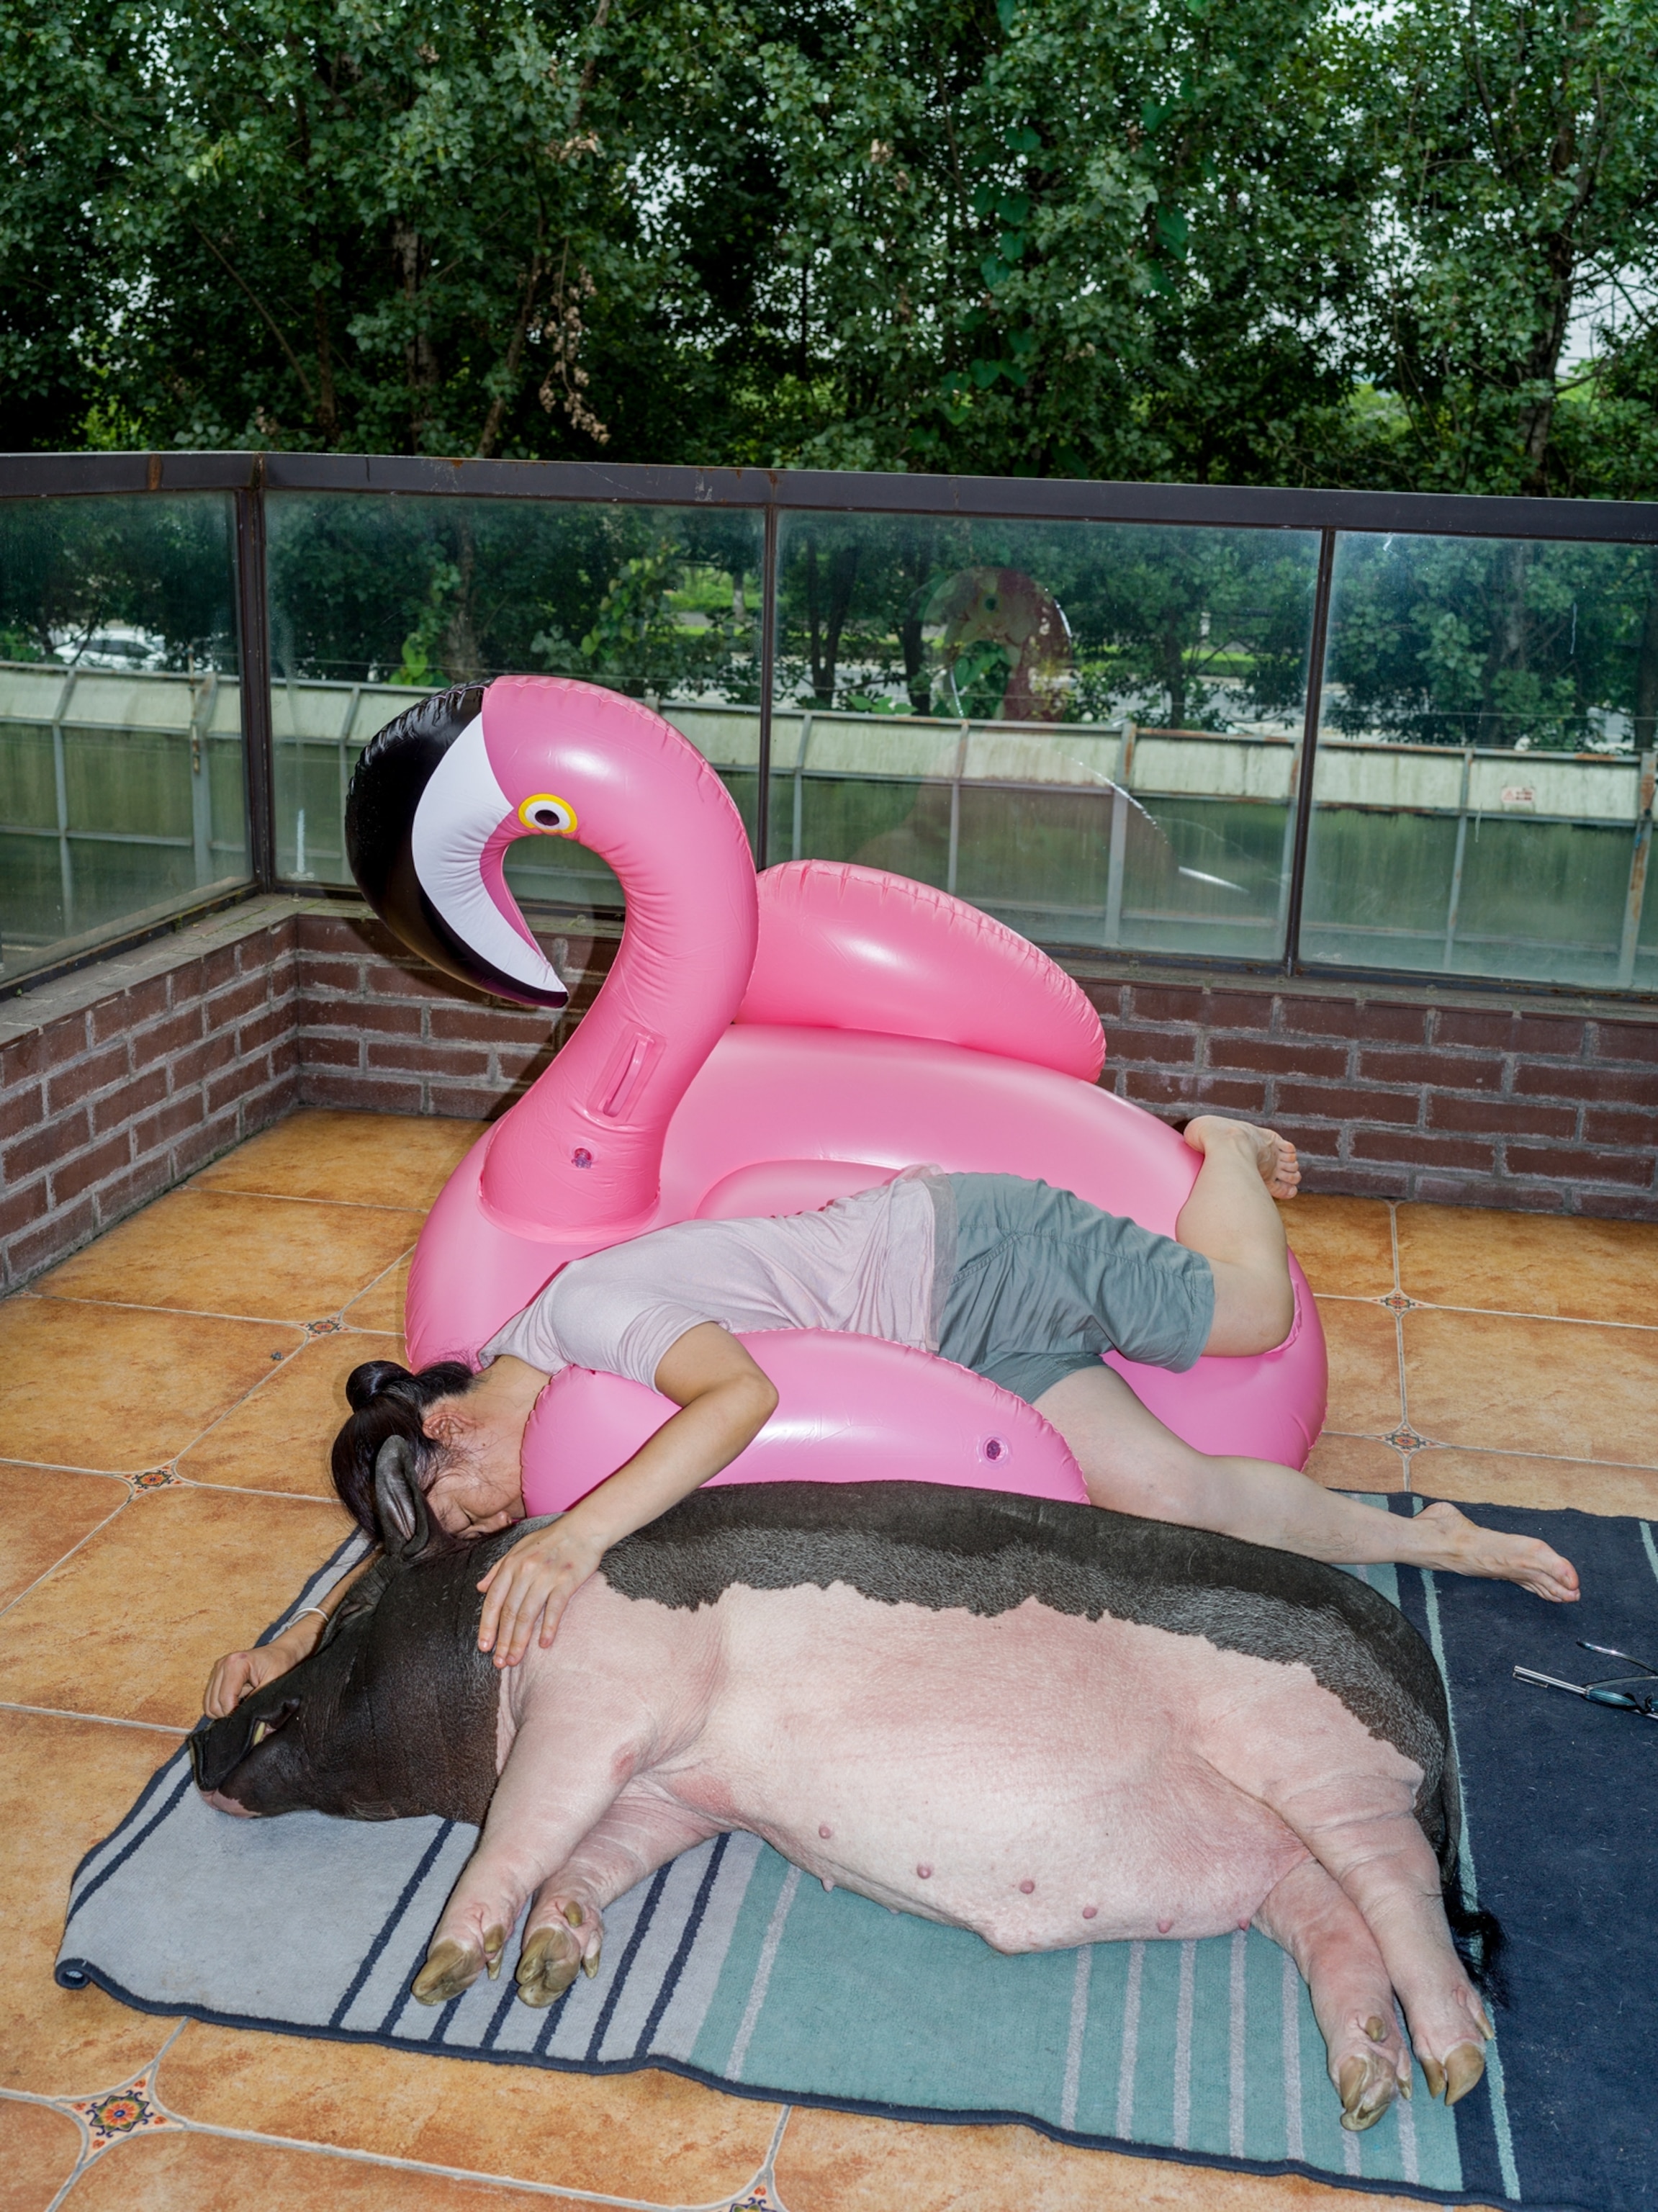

{"left": 191, "top": 1438, "right": 523, "bottom": 1825}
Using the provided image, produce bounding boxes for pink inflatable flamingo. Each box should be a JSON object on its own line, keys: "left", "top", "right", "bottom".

{"left": 346, "top": 676, "right": 1326, "bottom": 1514}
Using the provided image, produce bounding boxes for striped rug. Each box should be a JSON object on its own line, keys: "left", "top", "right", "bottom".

{"left": 60, "top": 1500, "right": 1658, "bottom": 2212}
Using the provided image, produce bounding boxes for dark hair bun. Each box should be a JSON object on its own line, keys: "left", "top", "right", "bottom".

{"left": 333, "top": 1356, "right": 479, "bottom": 1539}
{"left": 346, "top": 1359, "right": 414, "bottom": 1412}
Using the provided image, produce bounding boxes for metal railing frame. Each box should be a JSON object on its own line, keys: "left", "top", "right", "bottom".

{"left": 5, "top": 447, "right": 1658, "bottom": 1002}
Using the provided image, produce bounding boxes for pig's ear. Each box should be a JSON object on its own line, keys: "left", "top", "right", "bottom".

{"left": 373, "top": 1436, "right": 432, "bottom": 1561}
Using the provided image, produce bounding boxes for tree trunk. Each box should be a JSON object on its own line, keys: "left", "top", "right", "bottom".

{"left": 1162, "top": 622, "right": 1187, "bottom": 728}
{"left": 1482, "top": 539, "right": 1531, "bottom": 747}
{"left": 393, "top": 221, "right": 438, "bottom": 446}
{"left": 442, "top": 518, "right": 484, "bottom": 683}
{"left": 897, "top": 535, "right": 934, "bottom": 713}
{"left": 312, "top": 286, "right": 339, "bottom": 444}
{"left": 1634, "top": 549, "right": 1658, "bottom": 755}
{"left": 804, "top": 538, "right": 861, "bottom": 706}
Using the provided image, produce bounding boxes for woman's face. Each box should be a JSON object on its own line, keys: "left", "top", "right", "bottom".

{"left": 418, "top": 1395, "right": 525, "bottom": 1536}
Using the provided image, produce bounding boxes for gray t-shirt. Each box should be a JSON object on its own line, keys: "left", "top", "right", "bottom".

{"left": 481, "top": 1169, "right": 945, "bottom": 1390}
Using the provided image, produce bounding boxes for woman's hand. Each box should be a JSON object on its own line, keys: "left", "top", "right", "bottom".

{"left": 476, "top": 1521, "right": 608, "bottom": 1668}
{"left": 474, "top": 1323, "right": 778, "bottom": 1670}
{"left": 201, "top": 1555, "right": 377, "bottom": 1718}
{"left": 203, "top": 1626, "right": 312, "bottom": 1719}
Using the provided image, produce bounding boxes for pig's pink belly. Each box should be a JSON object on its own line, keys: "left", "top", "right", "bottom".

{"left": 652, "top": 1589, "right": 1316, "bottom": 1952}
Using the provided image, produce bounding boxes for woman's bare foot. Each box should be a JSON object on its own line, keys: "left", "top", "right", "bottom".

{"left": 1184, "top": 1115, "right": 1302, "bottom": 1202}
{"left": 1409, "top": 1500, "right": 1580, "bottom": 1603}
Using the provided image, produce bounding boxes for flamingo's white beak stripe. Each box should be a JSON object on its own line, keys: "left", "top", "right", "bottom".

{"left": 410, "top": 717, "right": 569, "bottom": 1004}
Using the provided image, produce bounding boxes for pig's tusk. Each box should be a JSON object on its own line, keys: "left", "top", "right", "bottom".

{"left": 251, "top": 1719, "right": 271, "bottom": 1748}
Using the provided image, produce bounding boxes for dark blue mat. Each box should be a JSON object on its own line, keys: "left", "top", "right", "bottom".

{"left": 1391, "top": 1497, "right": 1658, "bottom": 2212}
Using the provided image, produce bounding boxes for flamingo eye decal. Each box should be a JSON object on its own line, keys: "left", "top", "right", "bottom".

{"left": 518, "top": 793, "right": 578, "bottom": 837}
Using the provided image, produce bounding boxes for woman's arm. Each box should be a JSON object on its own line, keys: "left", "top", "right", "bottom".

{"left": 202, "top": 1550, "right": 379, "bottom": 1719}
{"left": 473, "top": 1323, "right": 778, "bottom": 1668}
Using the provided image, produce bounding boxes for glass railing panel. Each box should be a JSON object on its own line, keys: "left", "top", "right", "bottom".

{"left": 0, "top": 495, "right": 247, "bottom": 986}
{"left": 769, "top": 511, "right": 1320, "bottom": 958}
{"left": 1302, "top": 534, "right": 1658, "bottom": 985}
{"left": 266, "top": 494, "right": 765, "bottom": 914}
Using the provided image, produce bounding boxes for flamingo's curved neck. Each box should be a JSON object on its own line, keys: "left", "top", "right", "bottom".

{"left": 477, "top": 682, "right": 759, "bottom": 1243}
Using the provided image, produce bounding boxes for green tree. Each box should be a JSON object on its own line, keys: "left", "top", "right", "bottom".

{"left": 741, "top": 0, "right": 1372, "bottom": 484}
{"left": 1339, "top": 0, "right": 1658, "bottom": 495}
{"left": 0, "top": 0, "right": 762, "bottom": 459}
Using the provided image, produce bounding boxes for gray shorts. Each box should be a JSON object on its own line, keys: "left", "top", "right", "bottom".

{"left": 932, "top": 1173, "right": 1215, "bottom": 1405}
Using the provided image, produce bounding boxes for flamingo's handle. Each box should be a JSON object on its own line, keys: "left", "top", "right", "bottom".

{"left": 520, "top": 1329, "right": 1091, "bottom": 1516}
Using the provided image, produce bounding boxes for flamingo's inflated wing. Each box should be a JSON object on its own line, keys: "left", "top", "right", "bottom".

{"left": 737, "top": 860, "right": 1105, "bottom": 1082}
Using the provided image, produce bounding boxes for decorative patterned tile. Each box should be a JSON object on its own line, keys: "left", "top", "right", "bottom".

{"left": 127, "top": 1466, "right": 184, "bottom": 1495}
{"left": 1384, "top": 1424, "right": 1430, "bottom": 1452}
{"left": 63, "top": 2062, "right": 181, "bottom": 2155}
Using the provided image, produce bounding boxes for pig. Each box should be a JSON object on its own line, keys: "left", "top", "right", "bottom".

{"left": 191, "top": 1444, "right": 1496, "bottom": 2134}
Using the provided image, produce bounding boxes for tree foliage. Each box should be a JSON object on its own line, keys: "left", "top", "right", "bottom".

{"left": 1, "top": 0, "right": 1654, "bottom": 496}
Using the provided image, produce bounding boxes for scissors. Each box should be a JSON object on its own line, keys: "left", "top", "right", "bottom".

{"left": 1513, "top": 1641, "right": 1658, "bottom": 1718}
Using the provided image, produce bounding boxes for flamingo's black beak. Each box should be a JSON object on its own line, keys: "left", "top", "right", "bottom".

{"left": 345, "top": 683, "right": 569, "bottom": 1011}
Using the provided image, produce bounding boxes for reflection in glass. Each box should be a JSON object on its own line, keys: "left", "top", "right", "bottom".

{"left": 771, "top": 513, "right": 1320, "bottom": 958}
{"left": 265, "top": 495, "right": 765, "bottom": 909}
{"left": 1304, "top": 535, "right": 1658, "bottom": 986}
{"left": 0, "top": 495, "right": 247, "bottom": 986}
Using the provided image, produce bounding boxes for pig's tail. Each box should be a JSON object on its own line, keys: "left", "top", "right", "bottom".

{"left": 331, "top": 1359, "right": 478, "bottom": 1538}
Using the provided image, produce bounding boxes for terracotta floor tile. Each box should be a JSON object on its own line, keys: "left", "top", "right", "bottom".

{"left": 772, "top": 2108, "right": 1438, "bottom": 2212}
{"left": 35, "top": 1190, "right": 421, "bottom": 1326}
{"left": 0, "top": 1484, "right": 349, "bottom": 1730}
{"left": 1315, "top": 1298, "right": 1402, "bottom": 1436}
{"left": 158, "top": 2026, "right": 778, "bottom": 2202}
{"left": 1281, "top": 1197, "right": 1395, "bottom": 1299}
{"left": 340, "top": 1253, "right": 410, "bottom": 1339}
{"left": 1305, "top": 1432, "right": 1406, "bottom": 1491}
{"left": 58, "top": 2131, "right": 542, "bottom": 2210}
{"left": 0, "top": 2096, "right": 84, "bottom": 2210}
{"left": 0, "top": 1709, "right": 179, "bottom": 2097}
{"left": 1402, "top": 1308, "right": 1658, "bottom": 1465}
{"left": 0, "top": 1465, "right": 129, "bottom": 1610}
{"left": 1397, "top": 1202, "right": 1658, "bottom": 1325}
{"left": 1413, "top": 1447, "right": 1658, "bottom": 1517}
{"left": 193, "top": 1108, "right": 485, "bottom": 1211}
{"left": 0, "top": 1299, "right": 300, "bottom": 1474}
{"left": 177, "top": 1330, "right": 396, "bottom": 1499}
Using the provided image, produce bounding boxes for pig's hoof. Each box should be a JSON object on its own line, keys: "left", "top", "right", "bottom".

{"left": 515, "top": 1923, "right": 584, "bottom": 2008}
{"left": 413, "top": 1938, "right": 486, "bottom": 2005}
{"left": 1337, "top": 2051, "right": 1399, "bottom": 2132}
{"left": 1436, "top": 2041, "right": 1486, "bottom": 2105}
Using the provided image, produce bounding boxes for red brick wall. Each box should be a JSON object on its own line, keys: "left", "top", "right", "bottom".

{"left": 292, "top": 909, "right": 614, "bottom": 1121}
{"left": 3, "top": 896, "right": 1655, "bottom": 1291}
{"left": 1, "top": 912, "right": 300, "bottom": 1290}
{"left": 1081, "top": 973, "right": 1658, "bottom": 1220}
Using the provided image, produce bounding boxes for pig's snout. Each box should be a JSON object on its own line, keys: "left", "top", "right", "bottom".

{"left": 189, "top": 1692, "right": 299, "bottom": 1812}
{"left": 199, "top": 1786, "right": 258, "bottom": 1819}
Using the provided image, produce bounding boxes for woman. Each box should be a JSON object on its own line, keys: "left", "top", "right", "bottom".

{"left": 205, "top": 1117, "right": 1577, "bottom": 1717}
